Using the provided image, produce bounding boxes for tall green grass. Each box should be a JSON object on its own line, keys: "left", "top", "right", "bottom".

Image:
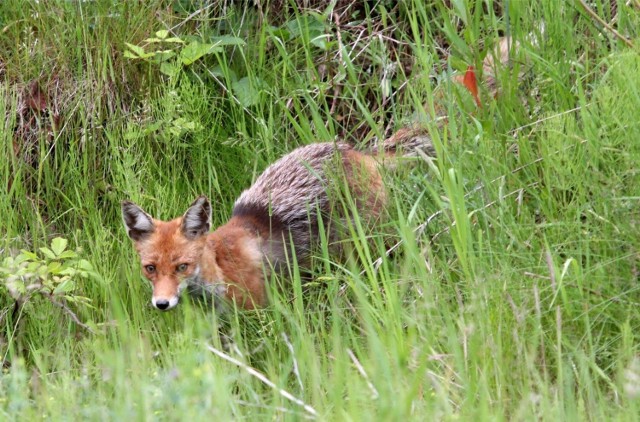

{"left": 1, "top": 0, "right": 640, "bottom": 419}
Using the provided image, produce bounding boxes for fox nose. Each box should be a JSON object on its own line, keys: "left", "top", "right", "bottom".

{"left": 155, "top": 299, "right": 170, "bottom": 310}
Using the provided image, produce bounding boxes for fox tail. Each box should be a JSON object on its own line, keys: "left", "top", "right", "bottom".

{"left": 369, "top": 126, "right": 436, "bottom": 162}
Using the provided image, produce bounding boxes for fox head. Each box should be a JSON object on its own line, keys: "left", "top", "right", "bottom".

{"left": 121, "top": 196, "right": 211, "bottom": 311}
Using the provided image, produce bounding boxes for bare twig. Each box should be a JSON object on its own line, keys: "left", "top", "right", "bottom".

{"left": 577, "top": 0, "right": 634, "bottom": 48}
{"left": 533, "top": 283, "right": 547, "bottom": 373}
{"left": 282, "top": 333, "right": 304, "bottom": 392}
{"left": 347, "top": 348, "right": 379, "bottom": 399}
{"left": 48, "top": 298, "right": 96, "bottom": 334}
{"left": 328, "top": 12, "right": 344, "bottom": 119}
{"left": 524, "top": 271, "right": 551, "bottom": 280}
{"left": 509, "top": 106, "right": 583, "bottom": 135}
{"left": 206, "top": 344, "right": 318, "bottom": 418}
{"left": 505, "top": 292, "right": 524, "bottom": 325}
{"left": 555, "top": 305, "right": 563, "bottom": 349}
{"left": 545, "top": 250, "right": 557, "bottom": 291}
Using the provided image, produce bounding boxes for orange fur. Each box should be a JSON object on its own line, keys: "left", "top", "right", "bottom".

{"left": 208, "top": 217, "right": 267, "bottom": 308}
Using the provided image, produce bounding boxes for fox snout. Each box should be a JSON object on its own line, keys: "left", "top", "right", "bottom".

{"left": 152, "top": 296, "right": 178, "bottom": 311}
{"left": 152, "top": 294, "right": 179, "bottom": 311}
{"left": 151, "top": 277, "right": 188, "bottom": 311}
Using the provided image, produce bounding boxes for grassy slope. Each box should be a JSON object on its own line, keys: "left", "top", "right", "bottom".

{"left": 1, "top": 0, "right": 640, "bottom": 419}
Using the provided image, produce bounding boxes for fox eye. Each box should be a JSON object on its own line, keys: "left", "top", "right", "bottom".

{"left": 145, "top": 265, "right": 156, "bottom": 274}
{"left": 176, "top": 263, "right": 188, "bottom": 273}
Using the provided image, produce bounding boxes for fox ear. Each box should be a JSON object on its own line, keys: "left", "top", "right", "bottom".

{"left": 181, "top": 196, "right": 211, "bottom": 239}
{"left": 121, "top": 201, "right": 155, "bottom": 241}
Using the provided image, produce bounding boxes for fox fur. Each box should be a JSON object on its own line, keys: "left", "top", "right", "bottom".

{"left": 122, "top": 131, "right": 432, "bottom": 311}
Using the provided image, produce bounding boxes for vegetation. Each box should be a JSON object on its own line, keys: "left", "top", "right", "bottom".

{"left": 1, "top": 0, "right": 640, "bottom": 419}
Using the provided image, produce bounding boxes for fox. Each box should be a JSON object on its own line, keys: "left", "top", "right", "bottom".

{"left": 121, "top": 128, "right": 434, "bottom": 311}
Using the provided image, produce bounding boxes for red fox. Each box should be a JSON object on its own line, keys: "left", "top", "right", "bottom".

{"left": 122, "top": 129, "right": 433, "bottom": 311}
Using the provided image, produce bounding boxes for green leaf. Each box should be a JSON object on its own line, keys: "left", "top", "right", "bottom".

{"left": 439, "top": 17, "right": 470, "bottom": 59}
{"left": 125, "top": 42, "right": 145, "bottom": 56}
{"left": 27, "top": 261, "right": 41, "bottom": 273}
{"left": 51, "top": 237, "right": 68, "bottom": 256}
{"left": 268, "top": 25, "right": 291, "bottom": 41}
{"left": 153, "top": 50, "right": 176, "bottom": 62}
{"left": 285, "top": 15, "right": 325, "bottom": 39}
{"left": 124, "top": 42, "right": 155, "bottom": 59}
{"left": 450, "top": 0, "right": 469, "bottom": 25}
{"left": 232, "top": 77, "right": 264, "bottom": 107}
{"left": 47, "top": 261, "right": 63, "bottom": 274}
{"left": 37, "top": 263, "right": 49, "bottom": 277}
{"left": 57, "top": 250, "right": 78, "bottom": 260}
{"left": 156, "top": 29, "right": 169, "bottom": 39}
{"left": 160, "top": 62, "right": 180, "bottom": 77}
{"left": 76, "top": 259, "right": 95, "bottom": 272}
{"left": 310, "top": 34, "right": 329, "bottom": 50}
{"left": 171, "top": 117, "right": 199, "bottom": 133}
{"left": 53, "top": 277, "right": 76, "bottom": 295}
{"left": 164, "top": 37, "right": 186, "bottom": 44}
{"left": 40, "top": 247, "right": 57, "bottom": 260}
{"left": 208, "top": 65, "right": 225, "bottom": 78}
{"left": 208, "top": 65, "right": 237, "bottom": 82}
{"left": 179, "top": 41, "right": 221, "bottom": 65}
{"left": 12, "top": 255, "right": 29, "bottom": 266}
{"left": 19, "top": 250, "right": 39, "bottom": 260}
{"left": 123, "top": 50, "right": 140, "bottom": 59}
{"left": 210, "top": 35, "right": 246, "bottom": 47}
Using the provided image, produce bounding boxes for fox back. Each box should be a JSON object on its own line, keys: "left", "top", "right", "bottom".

{"left": 233, "top": 142, "right": 388, "bottom": 268}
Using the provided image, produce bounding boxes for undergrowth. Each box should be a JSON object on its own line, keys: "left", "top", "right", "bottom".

{"left": 1, "top": 0, "right": 640, "bottom": 419}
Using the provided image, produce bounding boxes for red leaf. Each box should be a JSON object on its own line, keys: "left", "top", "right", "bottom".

{"left": 462, "top": 66, "right": 481, "bottom": 108}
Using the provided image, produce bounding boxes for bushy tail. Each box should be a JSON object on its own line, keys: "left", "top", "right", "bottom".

{"left": 370, "top": 126, "right": 436, "bottom": 159}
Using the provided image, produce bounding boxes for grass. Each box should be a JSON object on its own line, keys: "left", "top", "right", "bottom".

{"left": 1, "top": 0, "right": 640, "bottom": 419}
